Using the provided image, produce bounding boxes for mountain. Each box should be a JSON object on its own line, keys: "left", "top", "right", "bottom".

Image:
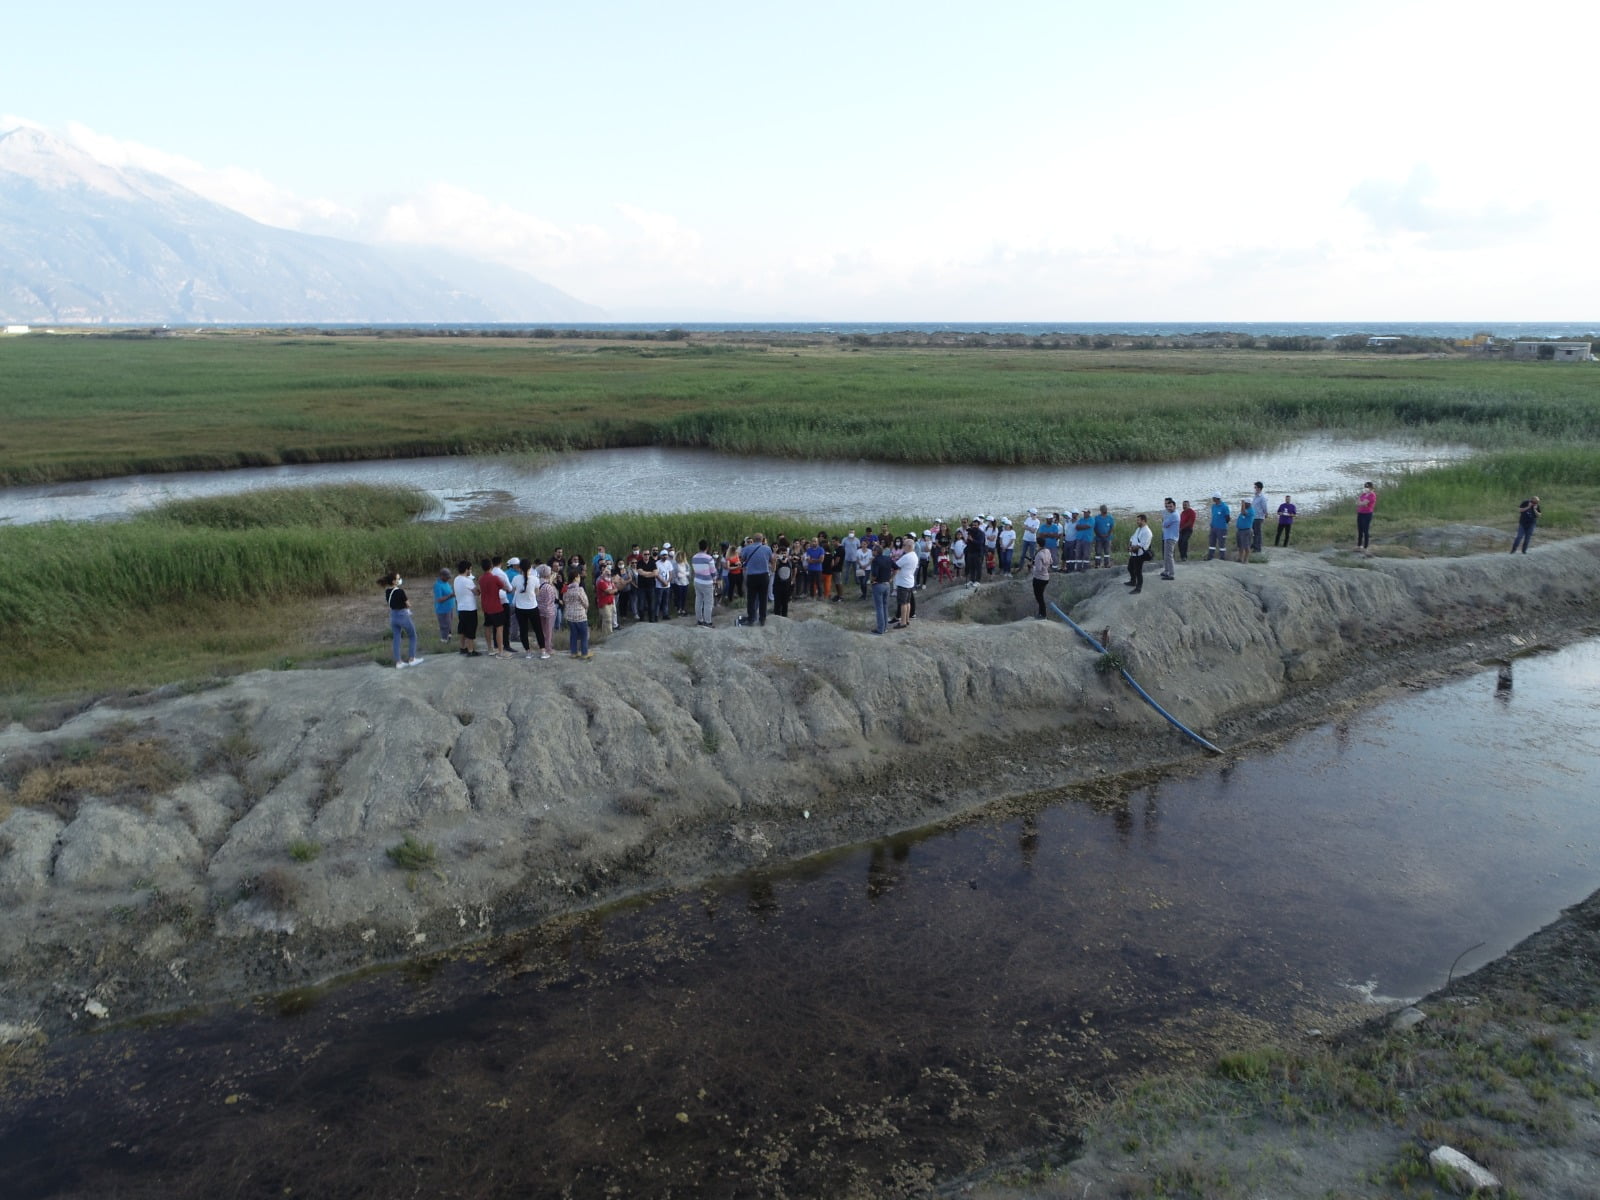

{"left": 0, "top": 128, "right": 604, "bottom": 324}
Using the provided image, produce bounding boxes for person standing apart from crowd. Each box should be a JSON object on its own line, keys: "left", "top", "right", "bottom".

{"left": 1235, "top": 500, "right": 1255, "bottom": 563}
{"left": 535, "top": 566, "right": 558, "bottom": 659}
{"left": 1355, "top": 482, "right": 1377, "bottom": 551}
{"left": 1159, "top": 498, "right": 1179, "bottom": 580}
{"left": 1275, "top": 496, "right": 1297, "bottom": 546}
{"left": 1178, "top": 500, "right": 1196, "bottom": 561}
{"left": 1030, "top": 543, "right": 1054, "bottom": 618}
{"left": 1020, "top": 508, "right": 1041, "bottom": 571}
{"left": 742, "top": 533, "right": 773, "bottom": 626}
{"left": 692, "top": 540, "right": 718, "bottom": 626}
{"left": 381, "top": 572, "right": 422, "bottom": 668}
{"left": 1511, "top": 496, "right": 1541, "bottom": 554}
{"left": 1092, "top": 506, "right": 1115, "bottom": 569}
{"left": 453, "top": 561, "right": 480, "bottom": 656}
{"left": 1125, "top": 515, "right": 1153, "bottom": 594}
{"left": 563, "top": 571, "right": 591, "bottom": 659}
{"left": 1206, "top": 494, "right": 1231, "bottom": 561}
{"left": 432, "top": 568, "right": 455, "bottom": 643}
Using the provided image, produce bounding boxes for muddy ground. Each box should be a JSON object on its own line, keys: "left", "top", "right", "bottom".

{"left": 2, "top": 539, "right": 1600, "bottom": 1049}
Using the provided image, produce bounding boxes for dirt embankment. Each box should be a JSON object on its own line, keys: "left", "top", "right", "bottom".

{"left": 3, "top": 541, "right": 1599, "bottom": 1036}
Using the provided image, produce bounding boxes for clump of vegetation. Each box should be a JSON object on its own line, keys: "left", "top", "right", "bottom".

{"left": 614, "top": 789, "right": 653, "bottom": 817}
{"left": 248, "top": 866, "right": 303, "bottom": 913}
{"left": 1095, "top": 650, "right": 1126, "bottom": 676}
{"left": 386, "top": 833, "right": 437, "bottom": 871}
{"left": 287, "top": 838, "right": 322, "bottom": 863}
{"left": 1, "top": 729, "right": 189, "bottom": 820}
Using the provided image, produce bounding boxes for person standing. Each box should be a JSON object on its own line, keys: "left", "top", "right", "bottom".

{"left": 511, "top": 557, "right": 542, "bottom": 655}
{"left": 1030, "top": 544, "right": 1054, "bottom": 618}
{"left": 692, "top": 539, "right": 718, "bottom": 626}
{"left": 840, "top": 529, "right": 860, "bottom": 595}
{"left": 1235, "top": 500, "right": 1255, "bottom": 563}
{"left": 870, "top": 540, "right": 895, "bottom": 633}
{"left": 1511, "top": 496, "right": 1541, "bottom": 553}
{"left": 1020, "top": 508, "right": 1041, "bottom": 571}
{"left": 381, "top": 572, "right": 422, "bottom": 668}
{"left": 965, "top": 518, "right": 986, "bottom": 586}
{"left": 671, "top": 551, "right": 691, "bottom": 617}
{"left": 742, "top": 534, "right": 773, "bottom": 626}
{"left": 563, "top": 572, "right": 591, "bottom": 659}
{"left": 1071, "top": 509, "right": 1093, "bottom": 572}
{"left": 478, "top": 557, "right": 509, "bottom": 656}
{"left": 1275, "top": 496, "right": 1297, "bottom": 546}
{"left": 1206, "top": 494, "right": 1230, "bottom": 561}
{"left": 892, "top": 536, "right": 919, "bottom": 628}
{"left": 432, "top": 568, "right": 455, "bottom": 643}
{"left": 1177, "top": 500, "right": 1196, "bottom": 561}
{"left": 1092, "top": 505, "right": 1115, "bottom": 569}
{"left": 1159, "top": 498, "right": 1179, "bottom": 580}
{"left": 997, "top": 518, "right": 1016, "bottom": 574}
{"left": 772, "top": 545, "right": 795, "bottom": 616}
{"left": 1250, "top": 482, "right": 1269, "bottom": 552}
{"left": 1355, "top": 482, "right": 1377, "bottom": 551}
{"left": 453, "top": 561, "right": 480, "bottom": 656}
{"left": 597, "top": 564, "right": 619, "bottom": 632}
{"left": 535, "top": 566, "right": 558, "bottom": 659}
{"left": 1125, "top": 515, "right": 1153, "bottom": 594}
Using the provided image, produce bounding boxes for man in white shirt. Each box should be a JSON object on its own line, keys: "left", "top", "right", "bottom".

{"left": 1020, "top": 508, "right": 1041, "bottom": 570}
{"left": 998, "top": 518, "right": 1017, "bottom": 573}
{"left": 892, "top": 536, "right": 920, "bottom": 628}
{"left": 1125, "top": 514, "right": 1154, "bottom": 595}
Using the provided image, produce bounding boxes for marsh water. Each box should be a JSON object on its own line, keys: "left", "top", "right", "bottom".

{"left": 5, "top": 638, "right": 1600, "bottom": 1198}
{"left": 0, "top": 434, "right": 1470, "bottom": 526}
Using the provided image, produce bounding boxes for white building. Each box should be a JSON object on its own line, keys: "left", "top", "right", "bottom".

{"left": 1512, "top": 341, "right": 1594, "bottom": 362}
{"left": 2, "top": 325, "right": 29, "bottom": 335}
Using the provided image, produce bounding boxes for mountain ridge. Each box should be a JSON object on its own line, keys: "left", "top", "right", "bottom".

{"left": 0, "top": 127, "right": 603, "bottom": 324}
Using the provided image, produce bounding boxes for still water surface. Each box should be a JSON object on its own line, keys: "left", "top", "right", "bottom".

{"left": 3, "top": 639, "right": 1597, "bottom": 1197}
{"left": 0, "top": 435, "right": 1470, "bottom": 526}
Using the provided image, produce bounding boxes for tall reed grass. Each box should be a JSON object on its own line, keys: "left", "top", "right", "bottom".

{"left": 5, "top": 336, "right": 1600, "bottom": 482}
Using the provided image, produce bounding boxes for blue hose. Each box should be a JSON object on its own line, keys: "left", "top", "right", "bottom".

{"left": 1047, "top": 599, "right": 1225, "bottom": 755}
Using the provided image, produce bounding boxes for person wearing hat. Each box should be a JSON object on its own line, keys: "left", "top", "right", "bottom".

{"left": 1020, "top": 508, "right": 1041, "bottom": 571}
{"left": 997, "top": 517, "right": 1016, "bottom": 573}
{"left": 1206, "top": 494, "right": 1231, "bottom": 561}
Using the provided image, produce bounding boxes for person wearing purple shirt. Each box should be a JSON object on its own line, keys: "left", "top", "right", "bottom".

{"left": 1275, "top": 496, "right": 1297, "bottom": 546}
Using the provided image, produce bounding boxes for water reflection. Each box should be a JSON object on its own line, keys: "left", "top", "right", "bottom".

{"left": 0, "top": 436, "right": 1472, "bottom": 526}
{"left": 4, "top": 639, "right": 1600, "bottom": 1198}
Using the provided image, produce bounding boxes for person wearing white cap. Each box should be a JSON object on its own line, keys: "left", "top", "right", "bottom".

{"left": 1020, "top": 508, "right": 1041, "bottom": 571}
{"left": 997, "top": 517, "right": 1016, "bottom": 573}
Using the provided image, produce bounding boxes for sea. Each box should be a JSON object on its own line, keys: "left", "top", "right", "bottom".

{"left": 282, "top": 320, "right": 1599, "bottom": 339}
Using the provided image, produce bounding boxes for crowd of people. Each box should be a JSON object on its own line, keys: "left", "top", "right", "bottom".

{"left": 380, "top": 478, "right": 1535, "bottom": 667}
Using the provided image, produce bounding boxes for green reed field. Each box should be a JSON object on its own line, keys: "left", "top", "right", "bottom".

{"left": 2, "top": 334, "right": 1598, "bottom": 716}
{"left": 0, "top": 484, "right": 906, "bottom": 720}
{"left": 3, "top": 333, "right": 1600, "bottom": 483}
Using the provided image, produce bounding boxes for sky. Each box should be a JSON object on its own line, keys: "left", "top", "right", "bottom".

{"left": 3, "top": 0, "right": 1595, "bottom": 321}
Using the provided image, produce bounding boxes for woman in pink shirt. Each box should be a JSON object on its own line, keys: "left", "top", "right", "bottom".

{"left": 1355, "top": 482, "right": 1377, "bottom": 551}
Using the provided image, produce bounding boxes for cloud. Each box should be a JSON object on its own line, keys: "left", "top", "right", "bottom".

{"left": 1347, "top": 164, "right": 1548, "bottom": 250}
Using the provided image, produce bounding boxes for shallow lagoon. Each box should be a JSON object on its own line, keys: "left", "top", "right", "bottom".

{"left": 0, "top": 434, "right": 1470, "bottom": 525}
{"left": 3, "top": 636, "right": 1597, "bottom": 1197}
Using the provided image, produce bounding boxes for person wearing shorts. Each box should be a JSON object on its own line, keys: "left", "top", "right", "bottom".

{"left": 452, "top": 561, "right": 480, "bottom": 655}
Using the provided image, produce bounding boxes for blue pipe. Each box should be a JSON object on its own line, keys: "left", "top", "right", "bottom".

{"left": 1047, "top": 599, "right": 1225, "bottom": 755}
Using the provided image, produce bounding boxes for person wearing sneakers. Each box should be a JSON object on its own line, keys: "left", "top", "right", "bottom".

{"left": 1125, "top": 514, "right": 1153, "bottom": 594}
{"left": 381, "top": 572, "right": 422, "bottom": 669}
{"left": 691, "top": 539, "right": 718, "bottom": 626}
{"left": 535, "top": 566, "right": 558, "bottom": 658}
{"left": 563, "top": 570, "right": 592, "bottom": 659}
{"left": 432, "top": 568, "right": 455, "bottom": 643}
{"left": 453, "top": 561, "right": 481, "bottom": 656}
{"left": 1159, "top": 498, "right": 1179, "bottom": 580}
